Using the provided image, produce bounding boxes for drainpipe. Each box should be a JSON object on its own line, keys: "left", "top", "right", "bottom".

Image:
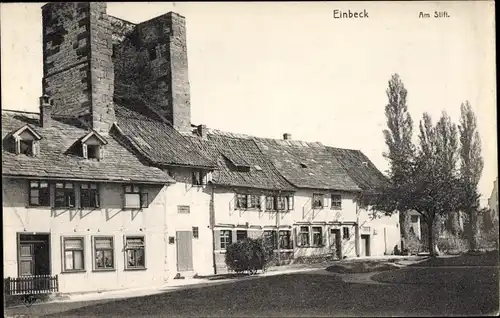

{"left": 210, "top": 185, "right": 217, "bottom": 274}
{"left": 276, "top": 190, "right": 282, "bottom": 265}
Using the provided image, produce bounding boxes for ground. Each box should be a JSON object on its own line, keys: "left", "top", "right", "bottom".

{"left": 4, "top": 253, "right": 499, "bottom": 317}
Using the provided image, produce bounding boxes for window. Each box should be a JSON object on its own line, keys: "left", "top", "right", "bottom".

{"left": 279, "top": 230, "right": 292, "bottom": 249}
{"left": 124, "top": 185, "right": 148, "bottom": 209}
{"left": 248, "top": 195, "right": 261, "bottom": 209}
{"left": 93, "top": 237, "right": 114, "bottom": 270}
{"left": 178, "top": 205, "right": 190, "bottom": 214}
{"left": 312, "top": 193, "right": 324, "bottom": 209}
{"left": 29, "top": 181, "right": 50, "bottom": 207}
{"left": 276, "top": 196, "right": 286, "bottom": 210}
{"left": 55, "top": 182, "right": 75, "bottom": 208}
{"left": 193, "top": 227, "right": 199, "bottom": 239}
{"left": 312, "top": 227, "right": 323, "bottom": 247}
{"left": 86, "top": 145, "right": 100, "bottom": 159}
{"left": 263, "top": 230, "right": 277, "bottom": 248}
{"left": 220, "top": 230, "right": 232, "bottom": 249}
{"left": 343, "top": 227, "right": 350, "bottom": 240}
{"left": 124, "top": 236, "right": 145, "bottom": 270}
{"left": 192, "top": 170, "right": 206, "bottom": 186}
{"left": 236, "top": 230, "right": 248, "bottom": 241}
{"left": 331, "top": 194, "right": 342, "bottom": 209}
{"left": 236, "top": 194, "right": 248, "bottom": 209}
{"left": 80, "top": 183, "right": 100, "bottom": 208}
{"left": 266, "top": 196, "right": 275, "bottom": 211}
{"left": 299, "top": 226, "right": 310, "bottom": 246}
{"left": 20, "top": 140, "right": 33, "bottom": 156}
{"left": 62, "top": 237, "right": 85, "bottom": 272}
{"left": 411, "top": 215, "right": 419, "bottom": 223}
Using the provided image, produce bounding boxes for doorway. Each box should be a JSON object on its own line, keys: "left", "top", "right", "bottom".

{"left": 360, "top": 234, "right": 370, "bottom": 257}
{"left": 329, "top": 229, "right": 342, "bottom": 259}
{"left": 18, "top": 234, "right": 51, "bottom": 277}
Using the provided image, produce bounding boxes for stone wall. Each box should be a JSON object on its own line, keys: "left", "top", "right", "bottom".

{"left": 42, "top": 2, "right": 115, "bottom": 134}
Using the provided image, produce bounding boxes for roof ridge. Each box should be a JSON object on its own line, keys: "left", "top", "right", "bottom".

{"left": 2, "top": 109, "right": 40, "bottom": 115}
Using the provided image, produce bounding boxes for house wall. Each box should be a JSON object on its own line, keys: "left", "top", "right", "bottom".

{"left": 211, "top": 188, "right": 360, "bottom": 273}
{"left": 2, "top": 178, "right": 167, "bottom": 294}
{"left": 358, "top": 209, "right": 401, "bottom": 256}
{"left": 164, "top": 168, "right": 213, "bottom": 277}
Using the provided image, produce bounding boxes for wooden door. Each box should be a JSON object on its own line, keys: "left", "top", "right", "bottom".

{"left": 176, "top": 231, "right": 194, "bottom": 272}
{"left": 361, "top": 235, "right": 370, "bottom": 257}
{"left": 329, "top": 229, "right": 342, "bottom": 259}
{"left": 19, "top": 243, "right": 35, "bottom": 276}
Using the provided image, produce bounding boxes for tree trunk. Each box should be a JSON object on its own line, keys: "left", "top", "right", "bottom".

{"left": 468, "top": 210, "right": 478, "bottom": 251}
{"left": 427, "top": 217, "right": 435, "bottom": 256}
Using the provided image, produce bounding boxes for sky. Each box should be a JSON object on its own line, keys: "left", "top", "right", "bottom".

{"left": 1, "top": 2, "right": 497, "bottom": 205}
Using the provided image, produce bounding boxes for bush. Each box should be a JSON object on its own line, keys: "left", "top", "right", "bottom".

{"left": 225, "top": 237, "right": 274, "bottom": 275}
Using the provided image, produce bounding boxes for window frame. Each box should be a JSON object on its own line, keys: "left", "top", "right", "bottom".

{"left": 279, "top": 230, "right": 293, "bottom": 250}
{"left": 19, "top": 139, "right": 34, "bottom": 156}
{"left": 312, "top": 193, "right": 324, "bottom": 209}
{"left": 191, "top": 170, "right": 206, "bottom": 186}
{"left": 92, "top": 236, "right": 115, "bottom": 271}
{"left": 299, "top": 226, "right": 310, "bottom": 247}
{"left": 343, "top": 227, "right": 350, "bottom": 240}
{"left": 236, "top": 194, "right": 248, "bottom": 210}
{"left": 61, "top": 236, "right": 86, "bottom": 273}
{"left": 28, "top": 180, "right": 50, "bottom": 207}
{"left": 220, "top": 230, "right": 232, "bottom": 250}
{"left": 123, "top": 184, "right": 148, "bottom": 209}
{"left": 312, "top": 226, "right": 323, "bottom": 247}
{"left": 80, "top": 183, "right": 100, "bottom": 209}
{"left": 330, "top": 194, "right": 342, "bottom": 210}
{"left": 248, "top": 194, "right": 261, "bottom": 209}
{"left": 54, "top": 182, "right": 76, "bottom": 208}
{"left": 124, "top": 235, "right": 146, "bottom": 270}
{"left": 236, "top": 230, "right": 248, "bottom": 242}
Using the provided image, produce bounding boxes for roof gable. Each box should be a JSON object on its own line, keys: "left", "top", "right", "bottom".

{"left": 11, "top": 124, "right": 42, "bottom": 140}
{"left": 80, "top": 130, "right": 108, "bottom": 145}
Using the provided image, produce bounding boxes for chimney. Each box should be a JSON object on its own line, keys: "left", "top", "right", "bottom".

{"left": 197, "top": 124, "right": 207, "bottom": 138}
{"left": 42, "top": 2, "right": 115, "bottom": 134}
{"left": 283, "top": 133, "right": 292, "bottom": 140}
{"left": 39, "top": 94, "right": 53, "bottom": 128}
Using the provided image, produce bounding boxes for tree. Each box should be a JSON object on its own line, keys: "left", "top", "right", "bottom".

{"left": 382, "top": 74, "right": 415, "bottom": 243}
{"left": 410, "top": 112, "right": 461, "bottom": 255}
{"left": 458, "top": 101, "right": 484, "bottom": 250}
{"left": 375, "top": 112, "right": 461, "bottom": 256}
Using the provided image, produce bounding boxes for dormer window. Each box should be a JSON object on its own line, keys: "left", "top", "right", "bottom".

{"left": 20, "top": 140, "right": 34, "bottom": 156}
{"left": 192, "top": 170, "right": 207, "bottom": 186}
{"left": 10, "top": 124, "right": 42, "bottom": 157}
{"left": 79, "top": 130, "right": 108, "bottom": 160}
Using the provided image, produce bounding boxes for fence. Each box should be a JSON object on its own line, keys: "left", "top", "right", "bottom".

{"left": 4, "top": 275, "right": 58, "bottom": 295}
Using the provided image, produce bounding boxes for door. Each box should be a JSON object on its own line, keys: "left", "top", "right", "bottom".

{"left": 176, "top": 231, "right": 194, "bottom": 272}
{"left": 361, "top": 235, "right": 370, "bottom": 257}
{"left": 329, "top": 229, "right": 342, "bottom": 259}
{"left": 19, "top": 243, "right": 35, "bottom": 276}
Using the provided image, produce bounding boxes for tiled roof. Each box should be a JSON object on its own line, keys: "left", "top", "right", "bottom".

{"left": 114, "top": 105, "right": 216, "bottom": 169}
{"left": 1, "top": 110, "right": 173, "bottom": 184}
{"left": 328, "top": 147, "right": 389, "bottom": 193}
{"left": 186, "top": 131, "right": 294, "bottom": 191}
{"left": 253, "top": 138, "right": 361, "bottom": 191}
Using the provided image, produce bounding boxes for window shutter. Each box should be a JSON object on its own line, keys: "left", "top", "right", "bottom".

{"left": 82, "top": 144, "right": 88, "bottom": 159}
{"left": 229, "top": 194, "right": 236, "bottom": 211}
{"left": 323, "top": 196, "right": 329, "bottom": 209}
{"left": 288, "top": 196, "right": 294, "bottom": 211}
{"left": 140, "top": 192, "right": 149, "bottom": 208}
{"left": 15, "top": 138, "right": 21, "bottom": 155}
{"left": 246, "top": 194, "right": 251, "bottom": 209}
{"left": 202, "top": 172, "right": 208, "bottom": 185}
{"left": 214, "top": 230, "right": 221, "bottom": 250}
{"left": 99, "top": 146, "right": 104, "bottom": 160}
{"left": 294, "top": 227, "right": 300, "bottom": 247}
{"left": 259, "top": 195, "right": 265, "bottom": 211}
{"left": 322, "top": 227, "right": 327, "bottom": 247}
{"left": 33, "top": 141, "right": 40, "bottom": 157}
